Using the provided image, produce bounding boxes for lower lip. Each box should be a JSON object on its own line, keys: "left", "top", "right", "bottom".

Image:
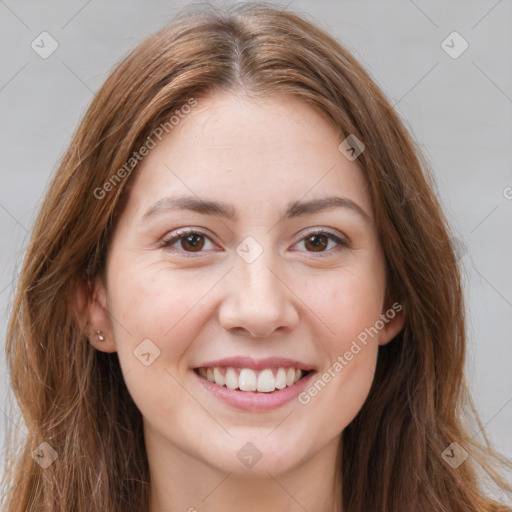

{"left": 194, "top": 370, "right": 316, "bottom": 411}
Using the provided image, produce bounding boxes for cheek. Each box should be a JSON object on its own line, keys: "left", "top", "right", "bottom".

{"left": 105, "top": 265, "right": 215, "bottom": 429}
{"left": 306, "top": 269, "right": 385, "bottom": 349}
{"left": 106, "top": 261, "right": 220, "bottom": 369}
{"left": 294, "top": 268, "right": 383, "bottom": 426}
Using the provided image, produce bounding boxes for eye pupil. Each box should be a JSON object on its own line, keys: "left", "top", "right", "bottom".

{"left": 182, "top": 234, "right": 204, "bottom": 251}
{"left": 306, "top": 234, "right": 328, "bottom": 252}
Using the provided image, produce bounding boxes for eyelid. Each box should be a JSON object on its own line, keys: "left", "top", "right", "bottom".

{"left": 297, "top": 227, "right": 349, "bottom": 245}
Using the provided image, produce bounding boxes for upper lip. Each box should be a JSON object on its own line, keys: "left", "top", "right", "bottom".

{"left": 194, "top": 356, "right": 315, "bottom": 371}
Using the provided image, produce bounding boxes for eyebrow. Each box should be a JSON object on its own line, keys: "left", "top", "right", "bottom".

{"left": 141, "top": 194, "right": 371, "bottom": 223}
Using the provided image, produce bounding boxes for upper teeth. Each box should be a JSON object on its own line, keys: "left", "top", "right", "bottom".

{"left": 197, "top": 367, "right": 304, "bottom": 392}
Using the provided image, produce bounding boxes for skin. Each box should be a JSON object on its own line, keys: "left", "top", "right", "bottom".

{"left": 82, "top": 89, "right": 404, "bottom": 511}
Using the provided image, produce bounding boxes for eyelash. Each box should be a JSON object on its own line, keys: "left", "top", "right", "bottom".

{"left": 159, "top": 228, "right": 349, "bottom": 257}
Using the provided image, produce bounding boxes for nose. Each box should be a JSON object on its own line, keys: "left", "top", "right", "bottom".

{"left": 218, "top": 253, "right": 299, "bottom": 338}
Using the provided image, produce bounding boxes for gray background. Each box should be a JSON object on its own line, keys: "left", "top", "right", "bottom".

{"left": 1, "top": 0, "right": 511, "bottom": 465}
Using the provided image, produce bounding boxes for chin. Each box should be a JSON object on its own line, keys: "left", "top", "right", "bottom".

{"left": 200, "top": 435, "right": 309, "bottom": 477}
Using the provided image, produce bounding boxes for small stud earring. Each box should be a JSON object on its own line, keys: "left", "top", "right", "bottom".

{"left": 96, "top": 330, "right": 105, "bottom": 341}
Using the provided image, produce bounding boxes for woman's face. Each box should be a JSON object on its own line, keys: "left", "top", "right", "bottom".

{"left": 91, "top": 90, "right": 403, "bottom": 477}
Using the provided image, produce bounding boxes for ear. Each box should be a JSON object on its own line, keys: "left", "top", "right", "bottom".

{"left": 73, "top": 274, "right": 117, "bottom": 353}
{"left": 378, "top": 301, "right": 405, "bottom": 346}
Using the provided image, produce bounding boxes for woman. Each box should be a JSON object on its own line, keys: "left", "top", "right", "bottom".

{"left": 2, "top": 2, "right": 511, "bottom": 511}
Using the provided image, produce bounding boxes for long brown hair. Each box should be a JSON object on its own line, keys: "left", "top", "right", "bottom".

{"left": 2, "top": 2, "right": 511, "bottom": 510}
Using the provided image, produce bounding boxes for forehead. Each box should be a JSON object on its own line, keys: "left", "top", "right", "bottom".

{"left": 121, "top": 90, "right": 372, "bottom": 223}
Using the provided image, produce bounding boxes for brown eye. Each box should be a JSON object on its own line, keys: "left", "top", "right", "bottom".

{"left": 161, "top": 230, "right": 215, "bottom": 254}
{"left": 180, "top": 233, "right": 205, "bottom": 252}
{"left": 295, "top": 230, "right": 347, "bottom": 255}
{"left": 304, "top": 234, "right": 329, "bottom": 252}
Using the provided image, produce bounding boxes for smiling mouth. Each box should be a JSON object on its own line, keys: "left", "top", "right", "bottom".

{"left": 194, "top": 366, "right": 312, "bottom": 393}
